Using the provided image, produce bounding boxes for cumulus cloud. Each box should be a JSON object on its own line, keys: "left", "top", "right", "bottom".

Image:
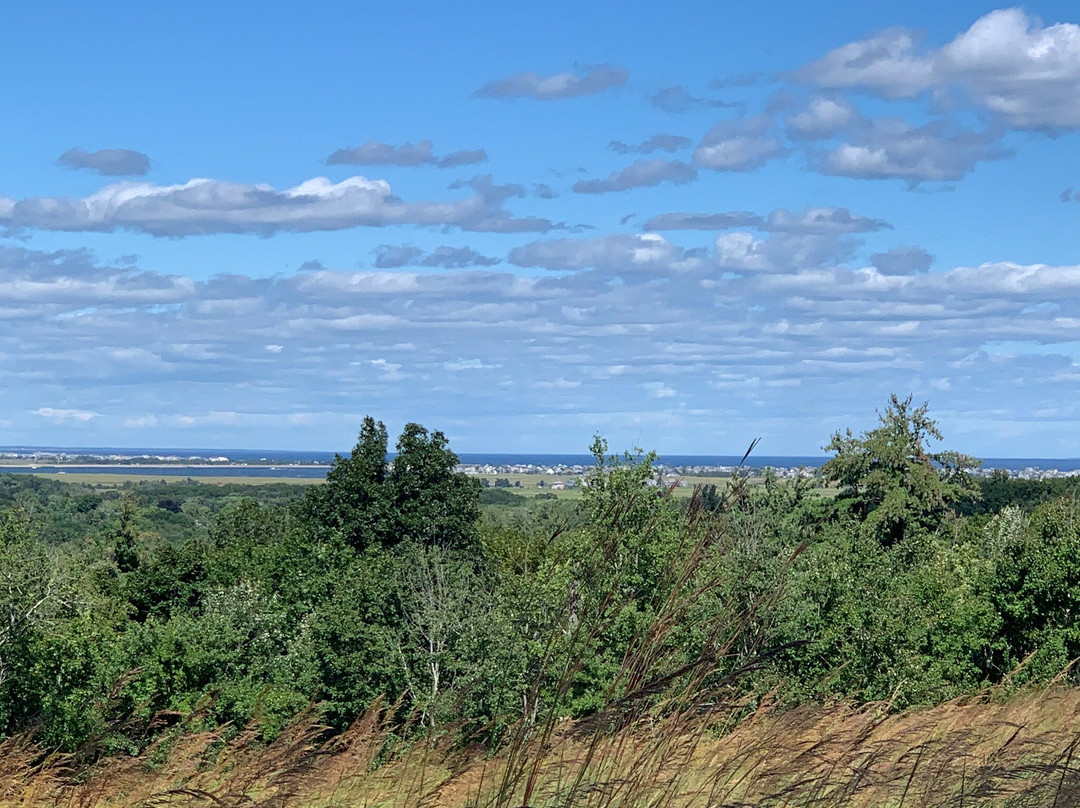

{"left": 762, "top": 207, "right": 892, "bottom": 235}
{"left": 368, "top": 358, "right": 405, "bottom": 380}
{"left": 780, "top": 90, "right": 1009, "bottom": 184}
{"left": 374, "top": 245, "right": 500, "bottom": 269}
{"left": 650, "top": 86, "right": 734, "bottom": 113}
{"left": 509, "top": 233, "right": 695, "bottom": 273}
{"left": 644, "top": 206, "right": 890, "bottom": 234}
{"left": 643, "top": 381, "right": 676, "bottom": 398}
{"left": 0, "top": 175, "right": 558, "bottom": 237}
{"left": 871, "top": 246, "right": 934, "bottom": 274}
{"left": 572, "top": 159, "right": 697, "bottom": 194}
{"left": 0, "top": 245, "right": 194, "bottom": 304}
{"left": 798, "top": 27, "right": 937, "bottom": 98}
{"left": 786, "top": 96, "right": 858, "bottom": 139}
{"left": 421, "top": 246, "right": 500, "bottom": 268}
{"left": 643, "top": 211, "right": 762, "bottom": 231}
{"left": 693, "top": 116, "right": 784, "bottom": 171}
{"left": 473, "top": 64, "right": 628, "bottom": 100}
{"left": 34, "top": 407, "right": 99, "bottom": 423}
{"left": 608, "top": 134, "right": 693, "bottom": 154}
{"left": 8, "top": 240, "right": 1080, "bottom": 454}
{"left": 817, "top": 118, "right": 1009, "bottom": 183}
{"left": 712, "top": 231, "right": 856, "bottom": 272}
{"left": 942, "top": 9, "right": 1080, "bottom": 130}
{"left": 58, "top": 147, "right": 151, "bottom": 176}
{"left": 509, "top": 225, "right": 859, "bottom": 275}
{"left": 373, "top": 245, "right": 424, "bottom": 268}
{"left": 800, "top": 8, "right": 1080, "bottom": 130}
{"left": 325, "top": 140, "right": 487, "bottom": 168}
{"left": 447, "top": 174, "right": 525, "bottom": 206}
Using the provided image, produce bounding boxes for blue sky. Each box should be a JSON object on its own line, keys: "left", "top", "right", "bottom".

{"left": 3, "top": 1, "right": 1080, "bottom": 456}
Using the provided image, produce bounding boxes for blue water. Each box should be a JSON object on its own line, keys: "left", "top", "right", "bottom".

{"left": 464, "top": 454, "right": 1080, "bottom": 472}
{"left": 2, "top": 446, "right": 1080, "bottom": 478}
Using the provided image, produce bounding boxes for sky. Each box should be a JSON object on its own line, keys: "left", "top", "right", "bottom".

{"left": 3, "top": 1, "right": 1080, "bottom": 457}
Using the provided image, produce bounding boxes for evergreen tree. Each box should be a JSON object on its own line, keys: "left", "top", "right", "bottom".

{"left": 822, "top": 394, "right": 979, "bottom": 545}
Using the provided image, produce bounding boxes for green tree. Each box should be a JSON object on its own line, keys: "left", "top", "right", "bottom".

{"left": 985, "top": 500, "right": 1080, "bottom": 682}
{"left": 388, "top": 423, "right": 481, "bottom": 549}
{"left": 822, "top": 394, "right": 979, "bottom": 545}
{"left": 300, "top": 418, "right": 480, "bottom": 551}
{"left": 300, "top": 416, "right": 392, "bottom": 549}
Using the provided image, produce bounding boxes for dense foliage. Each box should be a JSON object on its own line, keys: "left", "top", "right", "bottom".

{"left": 4, "top": 403, "right": 1080, "bottom": 755}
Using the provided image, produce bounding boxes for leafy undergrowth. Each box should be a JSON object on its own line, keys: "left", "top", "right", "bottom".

{"left": 5, "top": 688, "right": 1080, "bottom": 808}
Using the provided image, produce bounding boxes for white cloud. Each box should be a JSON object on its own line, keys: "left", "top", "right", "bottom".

{"left": 609, "top": 134, "right": 693, "bottom": 154}
{"left": 693, "top": 116, "right": 784, "bottom": 171}
{"left": 509, "top": 233, "right": 697, "bottom": 273}
{"left": 535, "top": 378, "right": 582, "bottom": 389}
{"left": 368, "top": 358, "right": 405, "bottom": 380}
{"left": 473, "top": 64, "right": 628, "bottom": 100}
{"left": 0, "top": 175, "right": 557, "bottom": 237}
{"left": 573, "top": 159, "right": 697, "bottom": 194}
{"left": 6, "top": 230, "right": 1080, "bottom": 453}
{"left": 444, "top": 358, "right": 494, "bottom": 370}
{"left": 34, "top": 407, "right": 99, "bottom": 423}
{"left": 801, "top": 8, "right": 1080, "bottom": 130}
{"left": 326, "top": 140, "right": 487, "bottom": 168}
{"left": 798, "top": 27, "right": 937, "bottom": 98}
{"left": 58, "top": 147, "right": 151, "bottom": 176}
{"left": 786, "top": 96, "right": 858, "bottom": 139}
{"left": 817, "top": 118, "right": 1008, "bottom": 183}
{"left": 643, "top": 381, "right": 677, "bottom": 398}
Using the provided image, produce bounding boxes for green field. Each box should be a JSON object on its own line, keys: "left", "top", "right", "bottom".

{"left": 18, "top": 468, "right": 832, "bottom": 498}
{"left": 26, "top": 471, "right": 320, "bottom": 486}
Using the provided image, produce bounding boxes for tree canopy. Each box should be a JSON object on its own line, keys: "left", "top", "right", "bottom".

{"left": 300, "top": 416, "right": 480, "bottom": 551}
{"left": 822, "top": 394, "right": 979, "bottom": 544}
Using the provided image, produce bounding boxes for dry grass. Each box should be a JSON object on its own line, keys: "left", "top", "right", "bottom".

{"left": 4, "top": 690, "right": 1080, "bottom": 807}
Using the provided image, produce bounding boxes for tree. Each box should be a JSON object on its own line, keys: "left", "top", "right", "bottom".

{"left": 822, "top": 394, "right": 979, "bottom": 545}
{"left": 398, "top": 542, "right": 490, "bottom": 727}
{"left": 388, "top": 423, "right": 481, "bottom": 549}
{"left": 112, "top": 492, "right": 140, "bottom": 573}
{"left": 0, "top": 508, "right": 74, "bottom": 689}
{"left": 300, "top": 416, "right": 392, "bottom": 549}
{"left": 300, "top": 418, "right": 480, "bottom": 552}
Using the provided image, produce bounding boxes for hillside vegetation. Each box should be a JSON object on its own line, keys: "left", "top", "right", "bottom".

{"left": 4, "top": 398, "right": 1080, "bottom": 806}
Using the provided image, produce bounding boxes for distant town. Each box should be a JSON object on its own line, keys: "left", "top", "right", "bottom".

{"left": 2, "top": 449, "right": 1079, "bottom": 483}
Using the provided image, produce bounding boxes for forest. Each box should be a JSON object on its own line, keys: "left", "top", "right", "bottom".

{"left": 5, "top": 396, "right": 1080, "bottom": 806}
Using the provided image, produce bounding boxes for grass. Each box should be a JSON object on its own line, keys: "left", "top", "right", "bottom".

{"left": 27, "top": 472, "right": 320, "bottom": 486}
{"left": 5, "top": 690, "right": 1080, "bottom": 807}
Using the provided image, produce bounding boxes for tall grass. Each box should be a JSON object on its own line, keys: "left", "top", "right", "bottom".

{"left": 7, "top": 689, "right": 1080, "bottom": 806}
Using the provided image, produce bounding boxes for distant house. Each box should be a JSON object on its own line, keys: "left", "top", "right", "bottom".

{"left": 550, "top": 481, "right": 566, "bottom": 490}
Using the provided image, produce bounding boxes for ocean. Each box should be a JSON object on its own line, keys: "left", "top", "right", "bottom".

{"left": 2, "top": 447, "right": 1080, "bottom": 478}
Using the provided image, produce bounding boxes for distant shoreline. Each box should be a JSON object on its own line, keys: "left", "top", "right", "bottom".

{"left": 0, "top": 462, "right": 328, "bottom": 469}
